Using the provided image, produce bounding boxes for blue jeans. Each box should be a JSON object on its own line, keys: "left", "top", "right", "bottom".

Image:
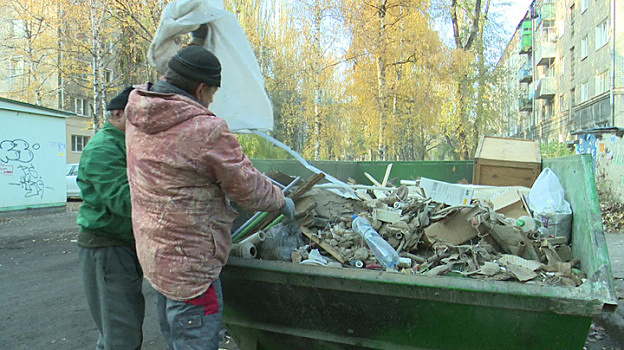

{"left": 157, "top": 278, "right": 223, "bottom": 350}
{"left": 79, "top": 246, "right": 145, "bottom": 350}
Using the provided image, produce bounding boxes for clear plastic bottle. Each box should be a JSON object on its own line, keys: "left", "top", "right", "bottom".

{"left": 351, "top": 215, "right": 400, "bottom": 269}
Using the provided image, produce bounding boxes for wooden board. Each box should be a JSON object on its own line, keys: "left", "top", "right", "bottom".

{"left": 473, "top": 136, "right": 542, "bottom": 188}
{"left": 474, "top": 136, "right": 541, "bottom": 163}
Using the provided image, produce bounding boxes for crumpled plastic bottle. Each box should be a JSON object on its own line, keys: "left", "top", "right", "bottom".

{"left": 351, "top": 215, "right": 400, "bottom": 269}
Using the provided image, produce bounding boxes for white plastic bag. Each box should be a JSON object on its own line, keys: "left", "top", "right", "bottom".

{"left": 528, "top": 168, "right": 572, "bottom": 215}
{"left": 148, "top": 0, "right": 274, "bottom": 131}
{"left": 528, "top": 168, "right": 573, "bottom": 241}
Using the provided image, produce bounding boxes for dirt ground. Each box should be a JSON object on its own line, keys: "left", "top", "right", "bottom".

{"left": 0, "top": 202, "right": 621, "bottom": 349}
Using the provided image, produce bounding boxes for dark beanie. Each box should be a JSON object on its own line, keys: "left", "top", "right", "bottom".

{"left": 168, "top": 46, "right": 221, "bottom": 87}
{"left": 106, "top": 86, "right": 134, "bottom": 110}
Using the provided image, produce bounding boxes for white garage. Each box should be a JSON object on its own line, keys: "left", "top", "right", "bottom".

{"left": 0, "top": 97, "right": 71, "bottom": 212}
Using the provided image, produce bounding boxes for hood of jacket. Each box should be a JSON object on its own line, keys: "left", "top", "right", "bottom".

{"left": 126, "top": 82, "right": 214, "bottom": 135}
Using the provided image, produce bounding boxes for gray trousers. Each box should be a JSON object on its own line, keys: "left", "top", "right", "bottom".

{"left": 157, "top": 278, "right": 223, "bottom": 350}
{"left": 79, "top": 246, "right": 145, "bottom": 350}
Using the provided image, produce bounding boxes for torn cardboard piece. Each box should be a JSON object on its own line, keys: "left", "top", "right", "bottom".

{"left": 489, "top": 189, "right": 531, "bottom": 219}
{"left": 423, "top": 208, "right": 478, "bottom": 245}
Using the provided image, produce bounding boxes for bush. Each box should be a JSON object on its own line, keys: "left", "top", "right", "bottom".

{"left": 540, "top": 142, "right": 575, "bottom": 159}
{"left": 237, "top": 134, "right": 290, "bottom": 159}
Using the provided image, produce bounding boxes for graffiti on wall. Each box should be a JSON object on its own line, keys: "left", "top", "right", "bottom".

{"left": 0, "top": 139, "right": 39, "bottom": 163}
{"left": 1, "top": 139, "right": 53, "bottom": 198}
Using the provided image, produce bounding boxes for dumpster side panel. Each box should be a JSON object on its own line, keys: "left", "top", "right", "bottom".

{"left": 356, "top": 161, "right": 473, "bottom": 185}
{"left": 543, "top": 155, "right": 616, "bottom": 294}
{"left": 250, "top": 159, "right": 360, "bottom": 183}
{"left": 222, "top": 260, "right": 592, "bottom": 350}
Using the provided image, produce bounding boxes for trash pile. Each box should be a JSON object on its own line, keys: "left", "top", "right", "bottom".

{"left": 231, "top": 167, "right": 583, "bottom": 287}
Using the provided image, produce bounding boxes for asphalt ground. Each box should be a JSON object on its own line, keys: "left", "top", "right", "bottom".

{"left": 0, "top": 203, "right": 622, "bottom": 349}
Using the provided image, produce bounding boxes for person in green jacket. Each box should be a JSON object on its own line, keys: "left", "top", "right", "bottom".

{"left": 76, "top": 86, "right": 144, "bottom": 350}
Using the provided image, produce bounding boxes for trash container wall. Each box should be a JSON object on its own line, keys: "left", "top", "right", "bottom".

{"left": 250, "top": 159, "right": 360, "bottom": 183}
{"left": 356, "top": 161, "right": 473, "bottom": 184}
{"left": 250, "top": 159, "right": 473, "bottom": 186}
{"left": 543, "top": 154, "right": 614, "bottom": 285}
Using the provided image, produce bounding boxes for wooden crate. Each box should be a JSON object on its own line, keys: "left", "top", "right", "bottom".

{"left": 473, "top": 136, "right": 541, "bottom": 188}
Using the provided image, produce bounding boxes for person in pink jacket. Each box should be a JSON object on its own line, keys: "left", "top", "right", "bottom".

{"left": 125, "top": 46, "right": 295, "bottom": 349}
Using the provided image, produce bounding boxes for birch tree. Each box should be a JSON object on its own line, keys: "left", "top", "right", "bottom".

{"left": 0, "top": 0, "right": 58, "bottom": 106}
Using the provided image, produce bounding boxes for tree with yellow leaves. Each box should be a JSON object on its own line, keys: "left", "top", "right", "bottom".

{"left": 342, "top": 0, "right": 451, "bottom": 160}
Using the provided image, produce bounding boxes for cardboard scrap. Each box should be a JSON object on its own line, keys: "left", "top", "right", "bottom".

{"left": 372, "top": 208, "right": 405, "bottom": 224}
{"left": 477, "top": 261, "right": 501, "bottom": 276}
{"left": 423, "top": 208, "right": 478, "bottom": 245}
{"left": 498, "top": 254, "right": 542, "bottom": 271}
{"left": 420, "top": 178, "right": 474, "bottom": 206}
{"left": 498, "top": 254, "right": 542, "bottom": 282}
{"left": 489, "top": 189, "right": 530, "bottom": 219}
{"left": 507, "top": 265, "right": 538, "bottom": 282}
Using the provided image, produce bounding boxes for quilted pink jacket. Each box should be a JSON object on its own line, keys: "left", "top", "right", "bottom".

{"left": 125, "top": 84, "right": 284, "bottom": 301}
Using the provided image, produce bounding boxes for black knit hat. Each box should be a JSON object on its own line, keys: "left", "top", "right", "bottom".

{"left": 106, "top": 86, "right": 134, "bottom": 111}
{"left": 168, "top": 46, "right": 221, "bottom": 87}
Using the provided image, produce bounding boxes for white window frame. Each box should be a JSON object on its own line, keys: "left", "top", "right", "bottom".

{"left": 74, "top": 98, "right": 87, "bottom": 116}
{"left": 580, "top": 81, "right": 589, "bottom": 102}
{"left": 71, "top": 135, "right": 89, "bottom": 153}
{"left": 580, "top": 36, "right": 588, "bottom": 59}
{"left": 595, "top": 71, "right": 609, "bottom": 96}
{"left": 581, "top": 0, "right": 589, "bottom": 13}
{"left": 595, "top": 20, "right": 609, "bottom": 50}
{"left": 9, "top": 56, "right": 25, "bottom": 77}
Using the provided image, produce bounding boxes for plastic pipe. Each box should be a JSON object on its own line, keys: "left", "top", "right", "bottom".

{"left": 264, "top": 214, "right": 285, "bottom": 230}
{"left": 233, "top": 212, "right": 269, "bottom": 242}
{"left": 239, "top": 231, "right": 266, "bottom": 246}
{"left": 230, "top": 242, "right": 257, "bottom": 259}
{"left": 350, "top": 259, "right": 364, "bottom": 268}
{"left": 231, "top": 176, "right": 301, "bottom": 240}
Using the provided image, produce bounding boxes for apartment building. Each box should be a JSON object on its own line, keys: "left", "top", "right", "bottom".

{"left": 0, "top": 4, "right": 120, "bottom": 164}
{"left": 499, "top": 0, "right": 624, "bottom": 142}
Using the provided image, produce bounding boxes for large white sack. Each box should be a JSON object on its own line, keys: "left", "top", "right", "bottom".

{"left": 148, "top": 0, "right": 273, "bottom": 131}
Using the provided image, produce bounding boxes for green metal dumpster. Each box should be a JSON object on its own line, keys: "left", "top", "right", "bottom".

{"left": 221, "top": 154, "right": 617, "bottom": 350}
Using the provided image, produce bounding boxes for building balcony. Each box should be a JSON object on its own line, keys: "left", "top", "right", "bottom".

{"left": 535, "top": 41, "right": 555, "bottom": 66}
{"left": 519, "top": 96, "right": 533, "bottom": 111}
{"left": 520, "top": 35, "right": 532, "bottom": 54}
{"left": 519, "top": 65, "right": 532, "bottom": 83}
{"left": 536, "top": 77, "right": 556, "bottom": 100}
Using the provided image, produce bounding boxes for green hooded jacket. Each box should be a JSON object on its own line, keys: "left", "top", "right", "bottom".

{"left": 76, "top": 121, "right": 133, "bottom": 246}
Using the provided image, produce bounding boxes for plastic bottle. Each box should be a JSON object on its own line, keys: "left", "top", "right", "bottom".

{"left": 514, "top": 215, "right": 540, "bottom": 233}
{"left": 351, "top": 215, "right": 400, "bottom": 269}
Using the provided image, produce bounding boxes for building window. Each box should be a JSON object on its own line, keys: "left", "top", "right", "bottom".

{"left": 71, "top": 135, "right": 89, "bottom": 152}
{"left": 580, "top": 36, "right": 588, "bottom": 59}
{"left": 570, "top": 47, "right": 575, "bottom": 81}
{"left": 559, "top": 94, "right": 566, "bottom": 113}
{"left": 595, "top": 20, "right": 609, "bottom": 50}
{"left": 74, "top": 98, "right": 88, "bottom": 115}
{"left": 570, "top": 4, "right": 575, "bottom": 36}
{"left": 103, "top": 69, "right": 113, "bottom": 84}
{"left": 9, "top": 56, "right": 25, "bottom": 77}
{"left": 581, "top": 0, "right": 589, "bottom": 13}
{"left": 560, "top": 56, "right": 566, "bottom": 76}
{"left": 580, "top": 82, "right": 589, "bottom": 102}
{"left": 595, "top": 71, "right": 609, "bottom": 95}
{"left": 571, "top": 88, "right": 576, "bottom": 106}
